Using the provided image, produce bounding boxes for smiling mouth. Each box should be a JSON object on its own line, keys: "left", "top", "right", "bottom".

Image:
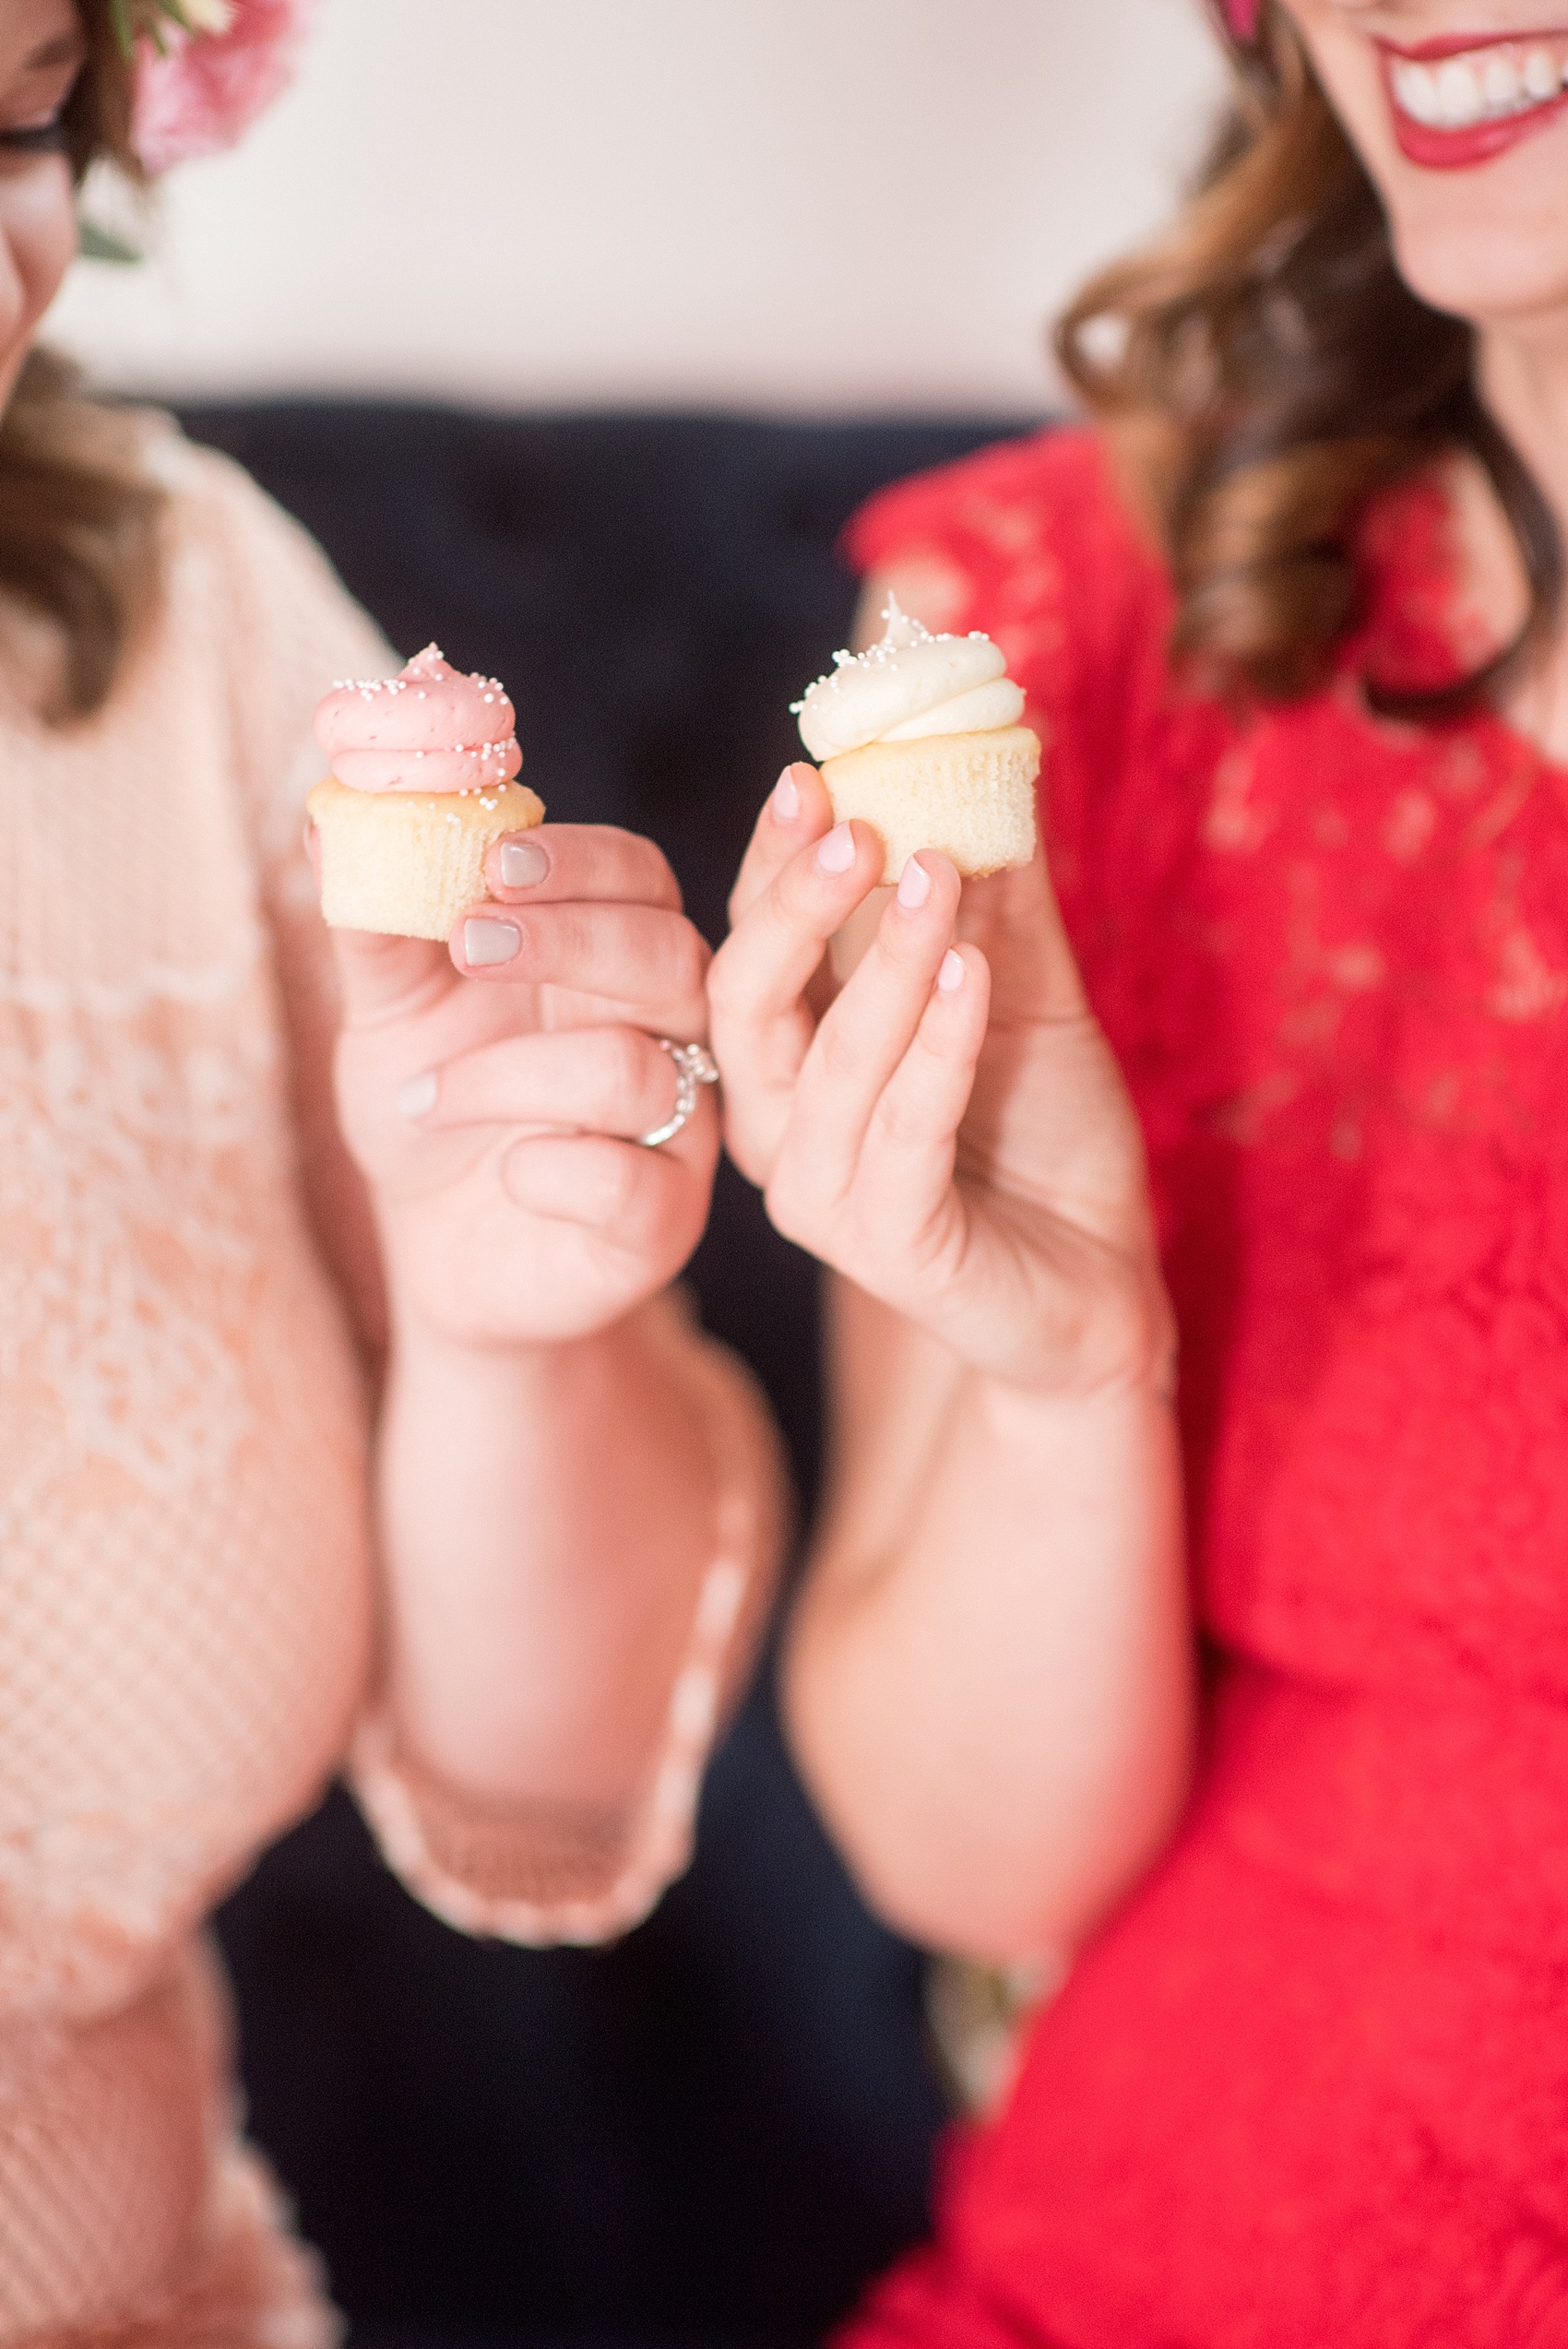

{"left": 1384, "top": 31, "right": 1568, "bottom": 127}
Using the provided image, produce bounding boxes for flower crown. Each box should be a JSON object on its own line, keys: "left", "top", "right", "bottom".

{"left": 78, "top": 0, "right": 317, "bottom": 255}
{"left": 115, "top": 0, "right": 321, "bottom": 176}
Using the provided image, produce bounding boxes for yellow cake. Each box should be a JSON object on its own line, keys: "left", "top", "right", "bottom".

{"left": 821, "top": 727, "right": 1039, "bottom": 884}
{"left": 306, "top": 774, "right": 545, "bottom": 943}
{"left": 796, "top": 597, "right": 1039, "bottom": 883}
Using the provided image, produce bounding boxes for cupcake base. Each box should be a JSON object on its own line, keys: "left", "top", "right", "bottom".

{"left": 820, "top": 726, "right": 1039, "bottom": 884}
{"left": 306, "top": 775, "right": 546, "bottom": 941}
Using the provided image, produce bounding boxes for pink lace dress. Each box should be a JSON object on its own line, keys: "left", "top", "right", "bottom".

{"left": 0, "top": 427, "right": 767, "bottom": 2344}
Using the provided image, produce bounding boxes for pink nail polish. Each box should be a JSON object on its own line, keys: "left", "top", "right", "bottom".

{"left": 772, "top": 768, "right": 800, "bottom": 824}
{"left": 499, "top": 837, "right": 548, "bottom": 888}
{"left": 937, "top": 949, "right": 966, "bottom": 994}
{"left": 897, "top": 857, "right": 932, "bottom": 911}
{"left": 816, "top": 823, "right": 856, "bottom": 875}
{"left": 464, "top": 916, "right": 520, "bottom": 967}
{"left": 397, "top": 1070, "right": 437, "bottom": 1120}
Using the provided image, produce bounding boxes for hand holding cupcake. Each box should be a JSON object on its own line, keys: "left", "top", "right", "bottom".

{"left": 304, "top": 647, "right": 718, "bottom": 1349}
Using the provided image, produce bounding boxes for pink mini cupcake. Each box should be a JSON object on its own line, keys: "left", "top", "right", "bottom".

{"left": 307, "top": 645, "right": 544, "bottom": 940}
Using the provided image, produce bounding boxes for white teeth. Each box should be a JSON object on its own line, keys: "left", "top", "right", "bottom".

{"left": 1522, "top": 44, "right": 1559, "bottom": 97}
{"left": 1392, "top": 40, "right": 1568, "bottom": 128}
{"left": 1395, "top": 60, "right": 1442, "bottom": 120}
{"left": 1481, "top": 53, "right": 1521, "bottom": 107}
{"left": 1436, "top": 56, "right": 1483, "bottom": 123}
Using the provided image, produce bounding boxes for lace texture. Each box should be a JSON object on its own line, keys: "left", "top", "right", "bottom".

{"left": 1, "top": 432, "right": 778, "bottom": 2341}
{"left": 837, "top": 430, "right": 1568, "bottom": 2345}
{"left": 0, "top": 433, "right": 384, "bottom": 2341}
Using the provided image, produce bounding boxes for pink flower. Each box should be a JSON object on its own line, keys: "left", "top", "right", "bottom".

{"left": 1219, "top": 0, "right": 1262, "bottom": 36}
{"left": 131, "top": 0, "right": 324, "bottom": 174}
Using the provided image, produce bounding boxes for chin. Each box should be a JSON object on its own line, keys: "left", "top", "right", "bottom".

{"left": 1286, "top": 1, "right": 1568, "bottom": 340}
{"left": 1388, "top": 210, "right": 1568, "bottom": 338}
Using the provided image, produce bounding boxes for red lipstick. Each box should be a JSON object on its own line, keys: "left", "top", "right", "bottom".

{"left": 1377, "top": 35, "right": 1568, "bottom": 168}
{"left": 1383, "top": 26, "right": 1568, "bottom": 58}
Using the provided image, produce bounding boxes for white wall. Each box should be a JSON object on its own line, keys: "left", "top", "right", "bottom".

{"left": 47, "top": 0, "right": 1228, "bottom": 414}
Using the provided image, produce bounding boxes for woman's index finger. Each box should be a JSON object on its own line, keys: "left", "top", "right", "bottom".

{"left": 727, "top": 762, "right": 834, "bottom": 930}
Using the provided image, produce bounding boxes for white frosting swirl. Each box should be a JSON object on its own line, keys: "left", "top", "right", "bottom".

{"left": 793, "top": 596, "right": 1025, "bottom": 762}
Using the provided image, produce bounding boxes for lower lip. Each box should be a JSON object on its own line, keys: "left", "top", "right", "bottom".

{"left": 1381, "top": 54, "right": 1568, "bottom": 167}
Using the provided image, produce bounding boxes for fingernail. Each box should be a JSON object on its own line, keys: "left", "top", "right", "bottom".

{"left": 397, "top": 1069, "right": 437, "bottom": 1120}
{"left": 816, "top": 822, "right": 855, "bottom": 875}
{"left": 937, "top": 949, "right": 966, "bottom": 994}
{"left": 897, "top": 856, "right": 932, "bottom": 911}
{"left": 464, "top": 916, "right": 520, "bottom": 967}
{"left": 499, "top": 836, "right": 549, "bottom": 888}
{"left": 772, "top": 768, "right": 800, "bottom": 824}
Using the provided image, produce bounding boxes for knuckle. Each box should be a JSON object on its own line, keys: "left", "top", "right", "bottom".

{"left": 630, "top": 834, "right": 683, "bottom": 908}
{"left": 767, "top": 860, "right": 808, "bottom": 927}
{"left": 719, "top": 1100, "right": 778, "bottom": 1188}
{"left": 815, "top": 1018, "right": 862, "bottom": 1086}
{"left": 562, "top": 903, "right": 600, "bottom": 966}
{"left": 588, "top": 1145, "right": 642, "bottom": 1222}
{"left": 598, "top": 1023, "right": 648, "bottom": 1103}
{"left": 705, "top": 945, "right": 748, "bottom": 1026}
{"left": 763, "top": 1157, "right": 825, "bottom": 1250}
{"left": 872, "top": 921, "right": 933, "bottom": 979}
{"left": 875, "top": 1092, "right": 932, "bottom": 1151}
{"left": 762, "top": 1169, "right": 804, "bottom": 1243}
{"left": 666, "top": 919, "right": 710, "bottom": 999}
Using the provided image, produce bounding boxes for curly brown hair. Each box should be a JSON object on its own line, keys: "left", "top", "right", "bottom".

{"left": 0, "top": 0, "right": 164, "bottom": 721}
{"left": 1054, "top": 0, "right": 1562, "bottom": 712}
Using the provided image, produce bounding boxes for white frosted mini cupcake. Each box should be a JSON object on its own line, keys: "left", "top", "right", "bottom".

{"left": 793, "top": 598, "right": 1039, "bottom": 882}
{"left": 307, "top": 644, "right": 544, "bottom": 941}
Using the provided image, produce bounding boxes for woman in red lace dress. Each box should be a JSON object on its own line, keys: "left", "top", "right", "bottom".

{"left": 709, "top": 0, "right": 1568, "bottom": 2338}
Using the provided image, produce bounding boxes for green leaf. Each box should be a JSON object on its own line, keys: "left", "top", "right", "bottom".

{"left": 77, "top": 218, "right": 142, "bottom": 265}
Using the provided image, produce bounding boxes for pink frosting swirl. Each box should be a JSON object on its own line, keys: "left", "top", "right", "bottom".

{"left": 314, "top": 644, "right": 523, "bottom": 794}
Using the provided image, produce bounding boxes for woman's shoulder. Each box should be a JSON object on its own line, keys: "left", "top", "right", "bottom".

{"left": 848, "top": 423, "right": 1129, "bottom": 554}
{"left": 122, "top": 416, "right": 393, "bottom": 860}
{"left": 844, "top": 425, "right": 1175, "bottom": 722}
{"left": 136, "top": 415, "right": 371, "bottom": 638}
{"left": 846, "top": 425, "right": 1164, "bottom": 612}
{"left": 133, "top": 411, "right": 390, "bottom": 720}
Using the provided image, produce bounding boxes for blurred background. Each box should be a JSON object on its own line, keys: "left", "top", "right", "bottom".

{"left": 52, "top": 6, "right": 1226, "bottom": 2344}
{"left": 53, "top": 0, "right": 1222, "bottom": 414}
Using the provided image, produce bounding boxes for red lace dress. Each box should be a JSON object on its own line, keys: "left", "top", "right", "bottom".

{"left": 839, "top": 429, "right": 1568, "bottom": 2347}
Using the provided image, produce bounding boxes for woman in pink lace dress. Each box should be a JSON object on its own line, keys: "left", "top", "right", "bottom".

{"left": 0, "top": 4, "right": 778, "bottom": 2338}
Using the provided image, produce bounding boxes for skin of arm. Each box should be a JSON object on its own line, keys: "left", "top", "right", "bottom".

{"left": 375, "top": 1293, "right": 757, "bottom": 1811}
{"left": 784, "top": 1280, "right": 1188, "bottom": 1963}
{"left": 294, "top": 820, "right": 781, "bottom": 1820}
{"left": 708, "top": 576, "right": 1194, "bottom": 1962}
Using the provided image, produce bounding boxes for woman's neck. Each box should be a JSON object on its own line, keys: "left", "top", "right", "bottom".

{"left": 1480, "top": 326, "right": 1568, "bottom": 547}
{"left": 1477, "top": 324, "right": 1568, "bottom": 764}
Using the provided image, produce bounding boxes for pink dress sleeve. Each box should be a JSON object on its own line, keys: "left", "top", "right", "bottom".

{"left": 178, "top": 433, "right": 785, "bottom": 1944}
{"left": 350, "top": 1301, "right": 786, "bottom": 1943}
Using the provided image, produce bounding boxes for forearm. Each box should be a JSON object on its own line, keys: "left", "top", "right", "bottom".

{"left": 784, "top": 1358, "right": 1194, "bottom": 1962}
{"left": 375, "top": 1289, "right": 756, "bottom": 1814}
